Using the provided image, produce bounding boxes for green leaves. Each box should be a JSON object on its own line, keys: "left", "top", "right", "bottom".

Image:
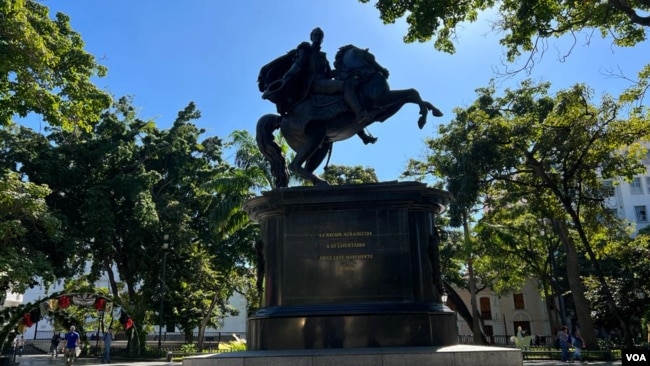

{"left": 359, "top": 0, "right": 648, "bottom": 67}
{"left": 322, "top": 164, "right": 379, "bottom": 185}
{"left": 0, "top": 0, "right": 111, "bottom": 130}
{"left": 407, "top": 77, "right": 650, "bottom": 346}
{"left": 0, "top": 169, "right": 62, "bottom": 292}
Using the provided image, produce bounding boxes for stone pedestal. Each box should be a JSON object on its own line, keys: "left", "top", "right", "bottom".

{"left": 243, "top": 182, "right": 457, "bottom": 350}
{"left": 182, "top": 346, "right": 524, "bottom": 366}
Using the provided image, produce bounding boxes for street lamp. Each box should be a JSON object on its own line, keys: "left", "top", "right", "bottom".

{"left": 157, "top": 235, "right": 169, "bottom": 357}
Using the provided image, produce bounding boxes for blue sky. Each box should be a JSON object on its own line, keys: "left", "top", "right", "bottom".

{"left": 33, "top": 0, "right": 649, "bottom": 182}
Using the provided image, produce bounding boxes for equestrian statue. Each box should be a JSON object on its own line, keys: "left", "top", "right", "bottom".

{"left": 256, "top": 27, "right": 443, "bottom": 188}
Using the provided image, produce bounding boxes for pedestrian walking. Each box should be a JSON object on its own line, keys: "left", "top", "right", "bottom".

{"left": 556, "top": 325, "right": 570, "bottom": 362}
{"left": 572, "top": 330, "right": 586, "bottom": 363}
{"left": 50, "top": 332, "right": 61, "bottom": 358}
{"left": 64, "top": 326, "right": 80, "bottom": 366}
{"left": 17, "top": 336, "right": 25, "bottom": 356}
{"left": 101, "top": 328, "right": 112, "bottom": 363}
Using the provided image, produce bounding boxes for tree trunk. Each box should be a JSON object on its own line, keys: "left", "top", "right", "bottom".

{"left": 552, "top": 219, "right": 598, "bottom": 348}
{"left": 104, "top": 263, "right": 120, "bottom": 300}
{"left": 467, "top": 257, "right": 486, "bottom": 344}
{"left": 443, "top": 281, "right": 488, "bottom": 344}
{"left": 197, "top": 291, "right": 220, "bottom": 351}
{"left": 565, "top": 210, "right": 636, "bottom": 348}
{"left": 463, "top": 214, "right": 486, "bottom": 345}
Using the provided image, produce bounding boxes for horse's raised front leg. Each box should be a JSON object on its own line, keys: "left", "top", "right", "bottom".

{"left": 418, "top": 101, "right": 443, "bottom": 129}
{"left": 385, "top": 88, "right": 443, "bottom": 129}
{"left": 427, "top": 102, "right": 443, "bottom": 117}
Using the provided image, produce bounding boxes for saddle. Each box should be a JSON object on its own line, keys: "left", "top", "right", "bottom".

{"left": 290, "top": 94, "right": 349, "bottom": 129}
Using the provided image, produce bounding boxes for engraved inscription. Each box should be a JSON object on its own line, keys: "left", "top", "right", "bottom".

{"left": 318, "top": 231, "right": 373, "bottom": 238}
{"left": 318, "top": 231, "right": 373, "bottom": 261}
{"left": 325, "top": 242, "right": 366, "bottom": 249}
{"left": 318, "top": 254, "right": 374, "bottom": 261}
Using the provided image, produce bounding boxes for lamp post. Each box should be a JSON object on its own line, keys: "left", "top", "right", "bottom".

{"left": 157, "top": 235, "right": 169, "bottom": 356}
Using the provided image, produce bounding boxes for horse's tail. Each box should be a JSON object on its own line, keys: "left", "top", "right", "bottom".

{"left": 256, "top": 114, "right": 289, "bottom": 188}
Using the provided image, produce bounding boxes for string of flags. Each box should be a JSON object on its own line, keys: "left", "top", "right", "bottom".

{"left": 14, "top": 293, "right": 133, "bottom": 334}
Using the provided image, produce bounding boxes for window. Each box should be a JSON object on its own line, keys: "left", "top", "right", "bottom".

{"left": 480, "top": 297, "right": 492, "bottom": 320}
{"left": 631, "top": 177, "right": 643, "bottom": 195}
{"left": 513, "top": 293, "right": 525, "bottom": 309}
{"left": 635, "top": 206, "right": 648, "bottom": 222}
{"left": 646, "top": 177, "right": 650, "bottom": 194}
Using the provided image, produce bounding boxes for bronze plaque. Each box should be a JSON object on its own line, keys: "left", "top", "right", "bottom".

{"left": 282, "top": 208, "right": 414, "bottom": 304}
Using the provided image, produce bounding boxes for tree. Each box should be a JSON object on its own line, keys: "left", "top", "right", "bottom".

{"left": 404, "top": 102, "right": 500, "bottom": 344}
{"left": 408, "top": 77, "right": 650, "bottom": 347}
{"left": 0, "top": 168, "right": 69, "bottom": 292}
{"left": 476, "top": 201, "right": 567, "bottom": 334}
{"left": 0, "top": 0, "right": 111, "bottom": 129}
{"left": 583, "top": 229, "right": 650, "bottom": 342}
{"left": 227, "top": 129, "right": 276, "bottom": 190}
{"left": 3, "top": 97, "right": 258, "bottom": 352}
{"left": 322, "top": 164, "right": 379, "bottom": 185}
{"left": 358, "top": 0, "right": 649, "bottom": 65}
{"left": 437, "top": 223, "right": 490, "bottom": 344}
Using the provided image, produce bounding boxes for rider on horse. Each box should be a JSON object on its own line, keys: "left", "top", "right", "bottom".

{"left": 264, "top": 27, "right": 371, "bottom": 125}
{"left": 259, "top": 27, "right": 376, "bottom": 144}
{"left": 255, "top": 32, "right": 443, "bottom": 188}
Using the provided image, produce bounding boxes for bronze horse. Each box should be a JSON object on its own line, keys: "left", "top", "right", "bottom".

{"left": 256, "top": 45, "right": 443, "bottom": 188}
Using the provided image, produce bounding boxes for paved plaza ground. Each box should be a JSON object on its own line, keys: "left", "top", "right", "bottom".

{"left": 523, "top": 361, "right": 622, "bottom": 366}
{"left": 4, "top": 352, "right": 624, "bottom": 366}
{"left": 3, "top": 354, "right": 179, "bottom": 366}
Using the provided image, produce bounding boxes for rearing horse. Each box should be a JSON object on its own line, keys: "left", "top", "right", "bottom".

{"left": 256, "top": 45, "right": 443, "bottom": 188}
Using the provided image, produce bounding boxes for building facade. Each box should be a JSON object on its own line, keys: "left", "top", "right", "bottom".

{"left": 451, "top": 278, "right": 553, "bottom": 345}
{"left": 604, "top": 150, "right": 650, "bottom": 236}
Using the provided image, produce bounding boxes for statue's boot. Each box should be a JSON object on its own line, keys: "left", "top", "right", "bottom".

{"left": 343, "top": 83, "right": 371, "bottom": 125}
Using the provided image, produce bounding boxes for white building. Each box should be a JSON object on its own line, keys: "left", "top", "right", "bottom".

{"left": 604, "top": 149, "right": 650, "bottom": 236}
{"left": 0, "top": 290, "right": 23, "bottom": 309}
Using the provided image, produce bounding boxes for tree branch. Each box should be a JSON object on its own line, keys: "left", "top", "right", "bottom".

{"left": 608, "top": 0, "right": 650, "bottom": 26}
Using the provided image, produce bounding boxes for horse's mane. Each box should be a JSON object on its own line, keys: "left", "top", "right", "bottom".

{"left": 334, "top": 44, "right": 357, "bottom": 70}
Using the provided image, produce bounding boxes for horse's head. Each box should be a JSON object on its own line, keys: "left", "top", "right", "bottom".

{"left": 334, "top": 44, "right": 382, "bottom": 73}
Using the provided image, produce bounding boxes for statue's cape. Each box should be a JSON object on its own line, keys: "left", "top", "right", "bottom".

{"left": 257, "top": 49, "right": 297, "bottom": 93}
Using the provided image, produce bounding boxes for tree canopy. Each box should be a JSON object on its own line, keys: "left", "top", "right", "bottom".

{"left": 0, "top": 169, "right": 67, "bottom": 292}
{"left": 0, "top": 0, "right": 111, "bottom": 130}
{"left": 405, "top": 74, "right": 650, "bottom": 347}
{"left": 322, "top": 165, "right": 379, "bottom": 185}
{"left": 1, "top": 97, "right": 259, "bottom": 351}
{"left": 359, "top": 0, "right": 649, "bottom": 64}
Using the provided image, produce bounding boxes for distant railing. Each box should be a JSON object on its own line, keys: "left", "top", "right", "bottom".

{"left": 457, "top": 334, "right": 554, "bottom": 347}
{"left": 33, "top": 330, "right": 246, "bottom": 344}
{"left": 38, "top": 331, "right": 561, "bottom": 347}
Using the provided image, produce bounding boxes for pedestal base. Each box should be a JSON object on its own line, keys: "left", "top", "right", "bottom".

{"left": 244, "top": 182, "right": 457, "bottom": 351}
{"left": 182, "top": 345, "right": 523, "bottom": 366}
{"left": 247, "top": 303, "right": 457, "bottom": 349}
